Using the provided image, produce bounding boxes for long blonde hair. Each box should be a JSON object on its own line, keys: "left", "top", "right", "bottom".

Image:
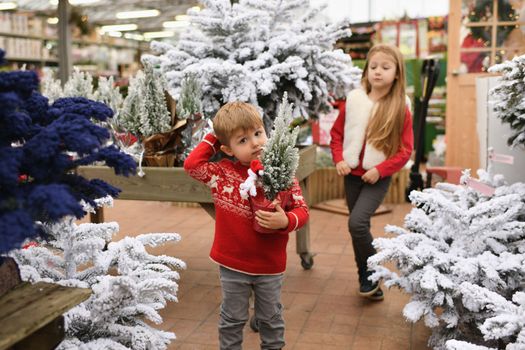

{"left": 362, "top": 44, "right": 406, "bottom": 158}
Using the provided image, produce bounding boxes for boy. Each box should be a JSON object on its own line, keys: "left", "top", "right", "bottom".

{"left": 184, "top": 102, "right": 309, "bottom": 350}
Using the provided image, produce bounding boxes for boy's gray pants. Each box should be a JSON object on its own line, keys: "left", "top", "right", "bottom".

{"left": 344, "top": 174, "right": 391, "bottom": 274}
{"left": 219, "top": 266, "right": 285, "bottom": 350}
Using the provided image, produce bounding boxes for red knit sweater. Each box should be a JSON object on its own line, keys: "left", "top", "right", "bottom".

{"left": 184, "top": 134, "right": 309, "bottom": 275}
{"left": 329, "top": 102, "right": 414, "bottom": 178}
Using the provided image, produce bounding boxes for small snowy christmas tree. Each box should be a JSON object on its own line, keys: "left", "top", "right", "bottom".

{"left": 488, "top": 54, "right": 525, "bottom": 148}
{"left": 0, "top": 57, "right": 136, "bottom": 255}
{"left": 12, "top": 198, "right": 186, "bottom": 349}
{"left": 138, "top": 61, "right": 172, "bottom": 138}
{"left": 260, "top": 93, "right": 300, "bottom": 201}
{"left": 176, "top": 74, "right": 203, "bottom": 120}
{"left": 368, "top": 170, "right": 525, "bottom": 349}
{"left": 63, "top": 68, "right": 95, "bottom": 99}
{"left": 152, "top": 0, "right": 358, "bottom": 130}
{"left": 119, "top": 70, "right": 145, "bottom": 137}
{"left": 176, "top": 74, "right": 211, "bottom": 163}
{"left": 40, "top": 69, "right": 63, "bottom": 104}
{"left": 93, "top": 76, "right": 123, "bottom": 119}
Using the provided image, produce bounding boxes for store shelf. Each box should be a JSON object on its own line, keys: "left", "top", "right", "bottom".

{"left": 5, "top": 56, "right": 58, "bottom": 63}
{"left": 0, "top": 31, "right": 56, "bottom": 41}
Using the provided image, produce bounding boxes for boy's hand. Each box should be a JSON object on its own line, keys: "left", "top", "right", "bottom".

{"left": 336, "top": 161, "right": 351, "bottom": 176}
{"left": 362, "top": 167, "right": 380, "bottom": 184}
{"left": 255, "top": 203, "right": 289, "bottom": 230}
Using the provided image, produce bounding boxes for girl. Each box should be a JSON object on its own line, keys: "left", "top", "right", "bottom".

{"left": 329, "top": 44, "right": 413, "bottom": 301}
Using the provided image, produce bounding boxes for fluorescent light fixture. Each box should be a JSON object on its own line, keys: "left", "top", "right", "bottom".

{"left": 47, "top": 17, "right": 59, "bottom": 24}
{"left": 163, "top": 21, "right": 190, "bottom": 29}
{"left": 69, "top": 0, "right": 101, "bottom": 5}
{"left": 175, "top": 14, "right": 189, "bottom": 21}
{"left": 124, "top": 33, "right": 144, "bottom": 41}
{"left": 49, "top": 0, "right": 58, "bottom": 5}
{"left": 100, "top": 24, "right": 138, "bottom": 32}
{"left": 116, "top": 9, "right": 160, "bottom": 19}
{"left": 0, "top": 2, "right": 17, "bottom": 10}
{"left": 143, "top": 31, "right": 174, "bottom": 39}
{"left": 107, "top": 31, "right": 122, "bottom": 38}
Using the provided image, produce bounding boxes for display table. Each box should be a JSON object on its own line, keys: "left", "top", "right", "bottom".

{"left": 78, "top": 145, "right": 317, "bottom": 269}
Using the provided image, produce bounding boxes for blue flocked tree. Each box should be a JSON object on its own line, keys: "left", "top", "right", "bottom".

{"left": 0, "top": 48, "right": 136, "bottom": 256}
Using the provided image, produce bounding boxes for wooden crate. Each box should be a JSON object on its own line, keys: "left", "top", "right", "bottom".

{"left": 307, "top": 167, "right": 409, "bottom": 206}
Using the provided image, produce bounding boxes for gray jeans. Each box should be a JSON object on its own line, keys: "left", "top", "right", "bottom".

{"left": 344, "top": 174, "right": 391, "bottom": 276}
{"left": 219, "top": 266, "right": 285, "bottom": 350}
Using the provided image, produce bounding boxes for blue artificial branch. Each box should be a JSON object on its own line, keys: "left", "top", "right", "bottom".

{"left": 0, "top": 63, "right": 137, "bottom": 255}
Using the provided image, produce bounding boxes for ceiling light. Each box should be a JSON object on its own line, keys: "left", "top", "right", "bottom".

{"left": 107, "top": 31, "right": 122, "bottom": 38}
{"left": 0, "top": 2, "right": 17, "bottom": 10}
{"left": 69, "top": 0, "right": 101, "bottom": 5}
{"left": 116, "top": 9, "right": 160, "bottom": 19}
{"left": 163, "top": 21, "right": 190, "bottom": 29}
{"left": 124, "top": 33, "right": 144, "bottom": 41}
{"left": 175, "top": 15, "right": 189, "bottom": 21}
{"left": 189, "top": 6, "right": 201, "bottom": 12}
{"left": 143, "top": 31, "right": 175, "bottom": 39}
{"left": 47, "top": 17, "right": 59, "bottom": 24}
{"left": 100, "top": 24, "right": 138, "bottom": 32}
{"left": 49, "top": 0, "right": 58, "bottom": 5}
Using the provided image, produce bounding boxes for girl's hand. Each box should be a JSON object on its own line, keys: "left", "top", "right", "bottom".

{"left": 362, "top": 167, "right": 380, "bottom": 184}
{"left": 336, "top": 161, "right": 351, "bottom": 176}
{"left": 255, "top": 203, "right": 289, "bottom": 230}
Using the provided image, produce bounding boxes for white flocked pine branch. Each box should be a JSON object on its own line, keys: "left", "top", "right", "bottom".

{"left": 367, "top": 170, "right": 525, "bottom": 349}
{"left": 150, "top": 0, "right": 360, "bottom": 130}
{"left": 12, "top": 198, "right": 186, "bottom": 349}
{"left": 488, "top": 54, "right": 525, "bottom": 148}
{"left": 63, "top": 68, "right": 95, "bottom": 99}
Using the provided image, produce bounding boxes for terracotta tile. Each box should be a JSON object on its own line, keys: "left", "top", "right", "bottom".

{"left": 92, "top": 201, "right": 425, "bottom": 349}
{"left": 352, "top": 335, "right": 382, "bottom": 350}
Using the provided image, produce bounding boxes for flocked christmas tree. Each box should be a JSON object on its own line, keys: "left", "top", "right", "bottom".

{"left": 488, "top": 53, "right": 525, "bottom": 148}
{"left": 176, "top": 74, "right": 211, "bottom": 162}
{"left": 93, "top": 76, "right": 124, "bottom": 120}
{"left": 12, "top": 198, "right": 186, "bottom": 349}
{"left": 260, "top": 92, "right": 300, "bottom": 201}
{"left": 151, "top": 0, "right": 360, "bottom": 130}
{"left": 138, "top": 61, "right": 172, "bottom": 138}
{"left": 63, "top": 67, "right": 95, "bottom": 99}
{"left": 118, "top": 70, "right": 145, "bottom": 137}
{"left": 0, "top": 48, "right": 136, "bottom": 255}
{"left": 367, "top": 170, "right": 525, "bottom": 349}
{"left": 41, "top": 69, "right": 63, "bottom": 104}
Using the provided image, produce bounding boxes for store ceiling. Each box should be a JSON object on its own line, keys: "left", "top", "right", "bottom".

{"left": 16, "top": 0, "right": 199, "bottom": 32}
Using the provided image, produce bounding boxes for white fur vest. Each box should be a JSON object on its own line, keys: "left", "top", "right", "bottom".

{"left": 342, "top": 88, "right": 385, "bottom": 170}
{"left": 342, "top": 88, "right": 411, "bottom": 170}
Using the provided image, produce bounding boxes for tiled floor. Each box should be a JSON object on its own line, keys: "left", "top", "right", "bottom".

{"left": 100, "top": 200, "right": 431, "bottom": 350}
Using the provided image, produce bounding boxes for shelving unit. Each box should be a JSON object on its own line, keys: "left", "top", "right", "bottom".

{"left": 0, "top": 12, "right": 146, "bottom": 76}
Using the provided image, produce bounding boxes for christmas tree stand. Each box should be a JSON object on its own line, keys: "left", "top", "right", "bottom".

{"left": 78, "top": 144, "right": 317, "bottom": 269}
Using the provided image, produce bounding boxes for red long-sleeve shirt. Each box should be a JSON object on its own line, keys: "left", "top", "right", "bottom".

{"left": 329, "top": 101, "right": 414, "bottom": 178}
{"left": 184, "top": 134, "right": 309, "bottom": 275}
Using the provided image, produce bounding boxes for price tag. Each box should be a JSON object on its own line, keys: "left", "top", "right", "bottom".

{"left": 489, "top": 152, "right": 514, "bottom": 164}
{"left": 465, "top": 178, "right": 495, "bottom": 196}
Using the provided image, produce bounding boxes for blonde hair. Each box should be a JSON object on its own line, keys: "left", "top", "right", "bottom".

{"left": 213, "top": 102, "right": 263, "bottom": 145}
{"left": 362, "top": 44, "right": 407, "bottom": 158}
